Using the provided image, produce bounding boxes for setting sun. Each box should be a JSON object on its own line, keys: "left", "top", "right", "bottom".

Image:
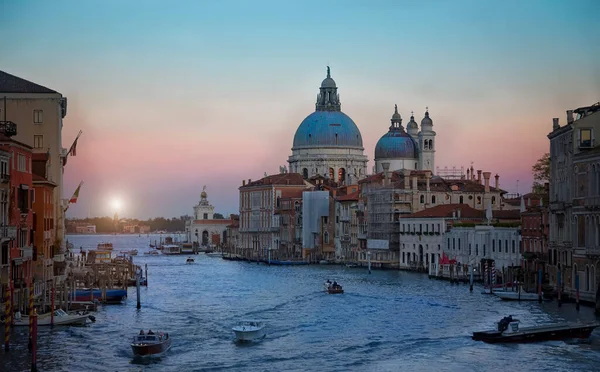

{"left": 110, "top": 198, "right": 122, "bottom": 212}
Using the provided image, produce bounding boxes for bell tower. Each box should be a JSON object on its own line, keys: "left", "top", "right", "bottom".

{"left": 418, "top": 108, "right": 436, "bottom": 173}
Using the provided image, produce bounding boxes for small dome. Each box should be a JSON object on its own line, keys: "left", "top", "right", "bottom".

{"left": 407, "top": 114, "right": 418, "bottom": 132}
{"left": 201, "top": 191, "right": 207, "bottom": 198}
{"left": 375, "top": 131, "right": 418, "bottom": 159}
{"left": 293, "top": 111, "right": 363, "bottom": 149}
{"left": 421, "top": 110, "right": 433, "bottom": 126}
{"left": 321, "top": 77, "right": 337, "bottom": 88}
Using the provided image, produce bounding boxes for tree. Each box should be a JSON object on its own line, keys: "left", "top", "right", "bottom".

{"left": 532, "top": 153, "right": 550, "bottom": 194}
{"left": 213, "top": 213, "right": 225, "bottom": 219}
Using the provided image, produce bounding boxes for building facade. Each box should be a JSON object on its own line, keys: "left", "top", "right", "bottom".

{"left": 520, "top": 193, "right": 550, "bottom": 291}
{"left": 0, "top": 71, "right": 68, "bottom": 259}
{"left": 185, "top": 187, "right": 230, "bottom": 248}
{"left": 238, "top": 173, "right": 309, "bottom": 260}
{"left": 287, "top": 67, "right": 368, "bottom": 184}
{"left": 0, "top": 148, "right": 13, "bottom": 302}
{"left": 548, "top": 102, "right": 600, "bottom": 297}
{"left": 335, "top": 190, "right": 360, "bottom": 262}
{"left": 32, "top": 152, "right": 56, "bottom": 288}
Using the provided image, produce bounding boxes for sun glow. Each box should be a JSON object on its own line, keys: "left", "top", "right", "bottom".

{"left": 110, "top": 198, "right": 122, "bottom": 212}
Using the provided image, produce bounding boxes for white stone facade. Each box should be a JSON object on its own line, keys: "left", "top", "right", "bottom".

{"left": 445, "top": 225, "right": 522, "bottom": 271}
{"left": 399, "top": 217, "right": 444, "bottom": 270}
{"left": 185, "top": 188, "right": 229, "bottom": 247}
{"left": 288, "top": 147, "right": 368, "bottom": 184}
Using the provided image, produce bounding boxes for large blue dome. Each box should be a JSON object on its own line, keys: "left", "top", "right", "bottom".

{"left": 293, "top": 111, "right": 363, "bottom": 149}
{"left": 375, "top": 131, "right": 418, "bottom": 159}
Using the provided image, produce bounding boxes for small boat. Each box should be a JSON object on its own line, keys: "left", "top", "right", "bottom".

{"left": 494, "top": 291, "right": 542, "bottom": 301}
{"left": 481, "top": 287, "right": 510, "bottom": 295}
{"left": 205, "top": 251, "right": 223, "bottom": 257}
{"left": 145, "top": 250, "right": 159, "bottom": 256}
{"left": 345, "top": 263, "right": 359, "bottom": 268}
{"left": 232, "top": 321, "right": 266, "bottom": 342}
{"left": 186, "top": 257, "right": 195, "bottom": 264}
{"left": 71, "top": 288, "right": 127, "bottom": 303}
{"left": 13, "top": 309, "right": 91, "bottom": 327}
{"left": 131, "top": 330, "right": 172, "bottom": 357}
{"left": 97, "top": 242, "right": 114, "bottom": 250}
{"left": 472, "top": 316, "right": 600, "bottom": 343}
{"left": 319, "top": 260, "right": 329, "bottom": 265}
{"left": 119, "top": 249, "right": 138, "bottom": 256}
{"left": 324, "top": 280, "right": 344, "bottom": 294}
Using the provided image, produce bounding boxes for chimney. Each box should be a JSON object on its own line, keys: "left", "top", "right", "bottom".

{"left": 403, "top": 169, "right": 411, "bottom": 190}
{"left": 382, "top": 162, "right": 391, "bottom": 186}
{"left": 248, "top": 179, "right": 251, "bottom": 184}
{"left": 477, "top": 170, "right": 482, "bottom": 184}
{"left": 243, "top": 180, "right": 246, "bottom": 186}
{"left": 483, "top": 172, "right": 491, "bottom": 193}
{"left": 466, "top": 168, "right": 470, "bottom": 180}
{"left": 552, "top": 118, "right": 559, "bottom": 130}
{"left": 412, "top": 176, "right": 418, "bottom": 191}
{"left": 457, "top": 208, "right": 461, "bottom": 219}
{"left": 567, "top": 110, "right": 574, "bottom": 124}
{"left": 494, "top": 174, "right": 499, "bottom": 189}
{"left": 470, "top": 165, "right": 475, "bottom": 180}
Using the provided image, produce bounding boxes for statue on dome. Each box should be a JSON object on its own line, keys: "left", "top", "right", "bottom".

{"left": 327, "top": 66, "right": 330, "bottom": 78}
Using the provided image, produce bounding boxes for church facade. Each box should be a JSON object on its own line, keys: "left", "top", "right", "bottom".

{"left": 185, "top": 187, "right": 230, "bottom": 248}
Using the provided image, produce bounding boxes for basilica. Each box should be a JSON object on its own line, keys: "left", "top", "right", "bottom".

{"left": 287, "top": 67, "right": 436, "bottom": 181}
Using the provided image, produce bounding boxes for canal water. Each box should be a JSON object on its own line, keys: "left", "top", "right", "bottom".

{"left": 2, "top": 234, "right": 600, "bottom": 372}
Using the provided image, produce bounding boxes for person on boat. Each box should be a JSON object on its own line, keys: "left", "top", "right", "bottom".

{"left": 139, "top": 330, "right": 145, "bottom": 335}
{"left": 333, "top": 281, "right": 338, "bottom": 288}
{"left": 148, "top": 329, "right": 154, "bottom": 335}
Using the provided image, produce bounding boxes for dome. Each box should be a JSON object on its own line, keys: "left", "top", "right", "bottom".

{"left": 421, "top": 110, "right": 433, "bottom": 126}
{"left": 293, "top": 111, "right": 363, "bottom": 149}
{"left": 375, "top": 130, "right": 418, "bottom": 159}
{"left": 321, "top": 77, "right": 337, "bottom": 88}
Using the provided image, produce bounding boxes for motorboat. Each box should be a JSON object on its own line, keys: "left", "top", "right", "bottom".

{"left": 494, "top": 291, "right": 543, "bottom": 301}
{"left": 131, "top": 330, "right": 172, "bottom": 357}
{"left": 71, "top": 288, "right": 127, "bottom": 303}
{"left": 119, "top": 249, "right": 138, "bottom": 256}
{"left": 144, "top": 250, "right": 159, "bottom": 256}
{"left": 13, "top": 309, "right": 91, "bottom": 327}
{"left": 232, "top": 321, "right": 266, "bottom": 342}
{"left": 186, "top": 257, "right": 195, "bottom": 264}
{"left": 205, "top": 251, "right": 223, "bottom": 258}
{"left": 472, "top": 316, "right": 600, "bottom": 343}
{"left": 324, "top": 280, "right": 344, "bottom": 294}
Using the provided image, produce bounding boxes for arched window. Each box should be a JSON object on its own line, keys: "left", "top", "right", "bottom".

{"left": 420, "top": 195, "right": 425, "bottom": 203}
{"left": 328, "top": 168, "right": 335, "bottom": 180}
{"left": 431, "top": 195, "right": 436, "bottom": 204}
{"left": 302, "top": 168, "right": 308, "bottom": 179}
{"left": 585, "top": 265, "right": 590, "bottom": 291}
{"left": 324, "top": 232, "right": 329, "bottom": 244}
{"left": 492, "top": 196, "right": 496, "bottom": 205}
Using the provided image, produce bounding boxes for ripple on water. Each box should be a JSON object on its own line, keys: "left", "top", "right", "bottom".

{"left": 2, "top": 234, "right": 600, "bottom": 372}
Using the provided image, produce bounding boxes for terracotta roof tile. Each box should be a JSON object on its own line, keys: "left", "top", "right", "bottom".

{"left": 336, "top": 190, "right": 360, "bottom": 201}
{"left": 241, "top": 173, "right": 307, "bottom": 188}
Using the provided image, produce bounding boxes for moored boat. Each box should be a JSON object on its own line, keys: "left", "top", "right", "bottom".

{"left": 145, "top": 250, "right": 159, "bottom": 256}
{"left": 494, "top": 291, "right": 543, "bottom": 301}
{"left": 205, "top": 251, "right": 223, "bottom": 257}
{"left": 97, "top": 242, "right": 114, "bottom": 250}
{"left": 71, "top": 288, "right": 127, "bottom": 303}
{"left": 472, "top": 316, "right": 600, "bottom": 343}
{"left": 186, "top": 257, "right": 195, "bottom": 264}
{"left": 131, "top": 330, "right": 172, "bottom": 357}
{"left": 232, "top": 321, "right": 266, "bottom": 342}
{"left": 14, "top": 309, "right": 91, "bottom": 327}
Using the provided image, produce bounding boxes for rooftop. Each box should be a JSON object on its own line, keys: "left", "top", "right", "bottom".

{"left": 240, "top": 173, "right": 307, "bottom": 188}
{"left": 0, "top": 70, "right": 58, "bottom": 94}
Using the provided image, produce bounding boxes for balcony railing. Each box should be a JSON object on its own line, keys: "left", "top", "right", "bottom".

{"left": 0, "top": 121, "right": 17, "bottom": 137}
{"left": 585, "top": 196, "right": 600, "bottom": 209}
{"left": 0, "top": 225, "right": 17, "bottom": 240}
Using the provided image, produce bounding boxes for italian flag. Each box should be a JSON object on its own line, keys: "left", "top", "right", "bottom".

{"left": 69, "top": 181, "right": 84, "bottom": 204}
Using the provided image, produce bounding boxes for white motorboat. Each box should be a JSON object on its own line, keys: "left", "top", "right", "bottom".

{"left": 232, "top": 321, "right": 266, "bottom": 342}
{"left": 14, "top": 309, "right": 91, "bottom": 327}
{"left": 144, "top": 250, "right": 160, "bottom": 256}
{"left": 205, "top": 251, "right": 223, "bottom": 258}
{"left": 494, "top": 291, "right": 542, "bottom": 301}
{"left": 186, "top": 257, "right": 195, "bottom": 264}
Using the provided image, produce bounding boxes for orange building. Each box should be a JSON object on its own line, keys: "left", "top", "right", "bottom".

{"left": 32, "top": 153, "right": 56, "bottom": 285}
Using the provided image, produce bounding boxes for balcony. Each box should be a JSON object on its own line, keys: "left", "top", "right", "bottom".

{"left": 44, "top": 231, "right": 51, "bottom": 240}
{"left": 0, "top": 120, "right": 17, "bottom": 137}
{"left": 586, "top": 246, "right": 600, "bottom": 257}
{"left": 21, "top": 246, "right": 33, "bottom": 260}
{"left": 0, "top": 225, "right": 17, "bottom": 240}
{"left": 0, "top": 173, "right": 9, "bottom": 183}
{"left": 585, "top": 196, "right": 600, "bottom": 209}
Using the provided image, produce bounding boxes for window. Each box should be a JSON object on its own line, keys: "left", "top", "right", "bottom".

{"left": 0, "top": 160, "right": 7, "bottom": 177}
{"left": 459, "top": 196, "right": 464, "bottom": 204}
{"left": 203, "top": 213, "right": 208, "bottom": 219}
{"left": 420, "top": 195, "right": 425, "bottom": 203}
{"left": 324, "top": 232, "right": 329, "bottom": 244}
{"left": 18, "top": 154, "right": 26, "bottom": 172}
{"left": 34, "top": 135, "right": 43, "bottom": 149}
{"left": 33, "top": 110, "right": 43, "bottom": 124}
{"left": 512, "top": 240, "right": 516, "bottom": 254}
{"left": 492, "top": 239, "right": 495, "bottom": 252}
{"left": 579, "top": 128, "right": 592, "bottom": 148}
{"left": 431, "top": 195, "right": 436, "bottom": 204}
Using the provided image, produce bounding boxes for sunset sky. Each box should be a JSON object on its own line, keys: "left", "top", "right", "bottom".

{"left": 1, "top": 0, "right": 599, "bottom": 219}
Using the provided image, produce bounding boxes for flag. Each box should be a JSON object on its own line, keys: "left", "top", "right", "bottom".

{"left": 69, "top": 181, "right": 84, "bottom": 204}
{"left": 68, "top": 130, "right": 82, "bottom": 157}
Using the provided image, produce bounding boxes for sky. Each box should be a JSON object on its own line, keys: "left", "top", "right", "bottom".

{"left": 1, "top": 0, "right": 599, "bottom": 219}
